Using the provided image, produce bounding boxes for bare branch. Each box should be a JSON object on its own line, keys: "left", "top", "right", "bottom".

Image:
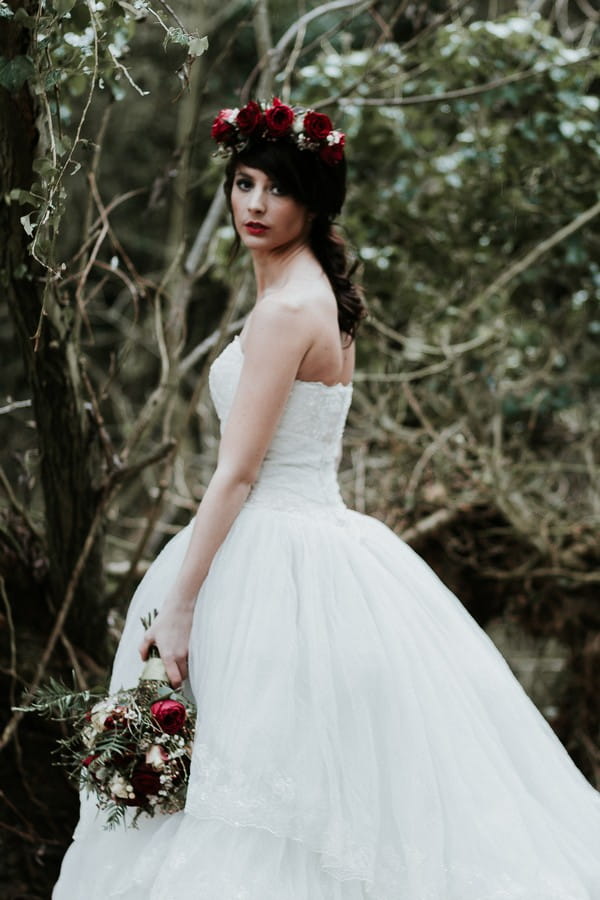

{"left": 242, "top": 0, "right": 373, "bottom": 100}
{"left": 1, "top": 578, "right": 18, "bottom": 717}
{"left": 575, "top": 0, "right": 599, "bottom": 21}
{"left": 465, "top": 198, "right": 600, "bottom": 315}
{"left": 59, "top": 632, "right": 88, "bottom": 690}
{"left": 274, "top": 0, "right": 372, "bottom": 62}
{"left": 253, "top": 0, "right": 275, "bottom": 96}
{"left": 107, "top": 470, "right": 173, "bottom": 608}
{"left": 0, "top": 488, "right": 109, "bottom": 751}
{"left": 0, "top": 467, "right": 42, "bottom": 539}
{"left": 400, "top": 507, "right": 463, "bottom": 545}
{"left": 179, "top": 315, "right": 247, "bottom": 375}
{"left": 314, "top": 0, "right": 473, "bottom": 109}
{"left": 0, "top": 400, "right": 31, "bottom": 416}
{"left": 343, "top": 50, "right": 599, "bottom": 107}
{"left": 184, "top": 189, "right": 227, "bottom": 277}
{"left": 110, "top": 439, "right": 177, "bottom": 487}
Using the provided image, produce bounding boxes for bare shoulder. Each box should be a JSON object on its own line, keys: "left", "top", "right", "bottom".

{"left": 245, "top": 290, "right": 318, "bottom": 351}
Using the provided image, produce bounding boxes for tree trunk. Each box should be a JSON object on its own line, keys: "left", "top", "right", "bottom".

{"left": 0, "top": 5, "right": 107, "bottom": 662}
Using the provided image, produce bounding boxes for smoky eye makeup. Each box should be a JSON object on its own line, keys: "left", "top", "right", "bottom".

{"left": 235, "top": 169, "right": 287, "bottom": 196}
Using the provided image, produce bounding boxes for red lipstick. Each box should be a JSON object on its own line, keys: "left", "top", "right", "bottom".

{"left": 244, "top": 221, "right": 269, "bottom": 235}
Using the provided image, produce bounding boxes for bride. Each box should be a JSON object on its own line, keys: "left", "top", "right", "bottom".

{"left": 54, "top": 98, "right": 600, "bottom": 899}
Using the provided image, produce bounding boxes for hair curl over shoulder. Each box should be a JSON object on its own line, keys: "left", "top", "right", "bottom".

{"left": 223, "top": 138, "right": 367, "bottom": 341}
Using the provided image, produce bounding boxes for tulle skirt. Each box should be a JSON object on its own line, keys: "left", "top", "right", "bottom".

{"left": 54, "top": 503, "right": 600, "bottom": 899}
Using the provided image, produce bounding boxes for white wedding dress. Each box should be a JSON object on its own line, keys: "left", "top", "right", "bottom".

{"left": 54, "top": 335, "right": 600, "bottom": 899}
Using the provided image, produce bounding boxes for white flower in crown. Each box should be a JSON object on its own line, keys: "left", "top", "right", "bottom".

{"left": 292, "top": 112, "right": 306, "bottom": 134}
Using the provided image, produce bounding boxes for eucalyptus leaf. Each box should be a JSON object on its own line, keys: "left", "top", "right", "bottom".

{"left": 51, "top": 0, "right": 77, "bottom": 15}
{"left": 8, "top": 188, "right": 41, "bottom": 207}
{"left": 68, "top": 72, "right": 89, "bottom": 97}
{"left": 55, "top": 135, "right": 73, "bottom": 155}
{"left": 44, "top": 69, "right": 63, "bottom": 90}
{"left": 0, "top": 55, "right": 35, "bottom": 92}
{"left": 188, "top": 35, "right": 208, "bottom": 58}
{"left": 164, "top": 26, "right": 189, "bottom": 49}
{"left": 32, "top": 157, "right": 59, "bottom": 178}
{"left": 70, "top": 0, "right": 91, "bottom": 29}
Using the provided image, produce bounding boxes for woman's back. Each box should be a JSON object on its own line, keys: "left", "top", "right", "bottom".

{"left": 210, "top": 334, "right": 353, "bottom": 513}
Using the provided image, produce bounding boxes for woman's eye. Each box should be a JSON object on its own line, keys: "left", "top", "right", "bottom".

{"left": 235, "top": 178, "right": 252, "bottom": 191}
{"left": 270, "top": 184, "right": 286, "bottom": 196}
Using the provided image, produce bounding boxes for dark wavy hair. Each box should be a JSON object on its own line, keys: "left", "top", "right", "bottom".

{"left": 223, "top": 138, "right": 367, "bottom": 341}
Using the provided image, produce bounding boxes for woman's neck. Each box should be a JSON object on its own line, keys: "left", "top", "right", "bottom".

{"left": 250, "top": 241, "right": 316, "bottom": 299}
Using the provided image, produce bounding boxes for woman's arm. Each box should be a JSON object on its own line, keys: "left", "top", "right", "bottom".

{"left": 140, "top": 298, "right": 315, "bottom": 687}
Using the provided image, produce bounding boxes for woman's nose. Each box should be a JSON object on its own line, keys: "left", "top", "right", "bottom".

{"left": 247, "top": 186, "right": 266, "bottom": 212}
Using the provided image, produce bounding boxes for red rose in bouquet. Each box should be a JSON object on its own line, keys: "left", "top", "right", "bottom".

{"left": 303, "top": 111, "right": 333, "bottom": 142}
{"left": 131, "top": 764, "right": 162, "bottom": 798}
{"left": 236, "top": 101, "right": 263, "bottom": 136}
{"left": 211, "top": 109, "right": 236, "bottom": 143}
{"left": 265, "top": 98, "right": 294, "bottom": 137}
{"left": 151, "top": 699, "right": 187, "bottom": 734}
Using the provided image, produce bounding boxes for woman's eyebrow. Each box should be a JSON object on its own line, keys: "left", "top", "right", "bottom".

{"left": 236, "top": 168, "right": 275, "bottom": 184}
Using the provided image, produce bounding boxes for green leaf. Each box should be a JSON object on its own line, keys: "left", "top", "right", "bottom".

{"left": 8, "top": 188, "right": 41, "bottom": 207}
{"left": 55, "top": 134, "right": 73, "bottom": 155}
{"left": 32, "top": 157, "right": 58, "bottom": 178}
{"left": 0, "top": 55, "right": 35, "bottom": 92}
{"left": 20, "top": 213, "right": 34, "bottom": 237}
{"left": 69, "top": 0, "right": 91, "bottom": 29}
{"left": 164, "top": 26, "right": 189, "bottom": 49}
{"left": 188, "top": 35, "right": 208, "bottom": 58}
{"left": 51, "top": 0, "right": 77, "bottom": 14}
{"left": 13, "top": 7, "right": 36, "bottom": 26}
{"left": 0, "top": 2, "right": 14, "bottom": 18}
{"left": 67, "top": 72, "right": 88, "bottom": 97}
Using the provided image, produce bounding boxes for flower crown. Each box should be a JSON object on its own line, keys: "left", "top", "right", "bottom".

{"left": 211, "top": 98, "right": 346, "bottom": 166}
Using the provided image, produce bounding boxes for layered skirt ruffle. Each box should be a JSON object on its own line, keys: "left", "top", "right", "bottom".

{"left": 54, "top": 504, "right": 600, "bottom": 899}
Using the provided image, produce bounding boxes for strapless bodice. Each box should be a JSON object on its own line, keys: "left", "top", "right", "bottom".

{"left": 208, "top": 337, "right": 353, "bottom": 513}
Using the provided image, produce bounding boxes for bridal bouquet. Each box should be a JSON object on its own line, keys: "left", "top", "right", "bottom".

{"left": 22, "top": 616, "right": 196, "bottom": 828}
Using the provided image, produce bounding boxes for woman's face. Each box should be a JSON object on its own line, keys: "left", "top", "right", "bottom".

{"left": 230, "top": 165, "right": 312, "bottom": 254}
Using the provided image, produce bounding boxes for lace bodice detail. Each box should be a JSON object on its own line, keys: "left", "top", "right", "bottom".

{"left": 208, "top": 337, "right": 353, "bottom": 512}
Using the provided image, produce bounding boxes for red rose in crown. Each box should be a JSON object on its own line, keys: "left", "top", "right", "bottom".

{"left": 264, "top": 97, "right": 295, "bottom": 137}
{"left": 303, "top": 111, "right": 333, "bottom": 142}
{"left": 235, "top": 100, "right": 263, "bottom": 135}
{"left": 211, "top": 109, "right": 236, "bottom": 142}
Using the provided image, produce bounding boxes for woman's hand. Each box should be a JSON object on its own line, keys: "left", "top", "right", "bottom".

{"left": 139, "top": 599, "right": 195, "bottom": 689}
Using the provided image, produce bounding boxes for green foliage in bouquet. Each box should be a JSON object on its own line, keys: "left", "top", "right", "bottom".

{"left": 20, "top": 616, "right": 196, "bottom": 829}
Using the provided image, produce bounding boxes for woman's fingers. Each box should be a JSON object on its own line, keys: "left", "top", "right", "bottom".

{"left": 139, "top": 630, "right": 154, "bottom": 660}
{"left": 138, "top": 612, "right": 190, "bottom": 688}
{"left": 161, "top": 654, "right": 184, "bottom": 689}
{"left": 140, "top": 635, "right": 188, "bottom": 689}
{"left": 177, "top": 653, "right": 189, "bottom": 684}
{"left": 164, "top": 651, "right": 189, "bottom": 688}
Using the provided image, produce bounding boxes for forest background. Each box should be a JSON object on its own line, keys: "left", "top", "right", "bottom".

{"left": 1, "top": 0, "right": 599, "bottom": 895}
